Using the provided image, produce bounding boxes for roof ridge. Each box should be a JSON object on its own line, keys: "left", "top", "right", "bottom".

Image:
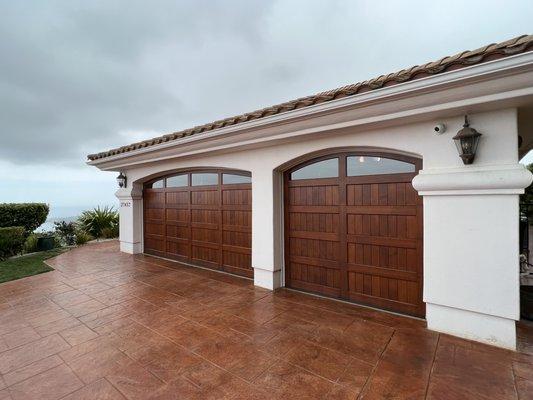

{"left": 88, "top": 34, "right": 533, "bottom": 161}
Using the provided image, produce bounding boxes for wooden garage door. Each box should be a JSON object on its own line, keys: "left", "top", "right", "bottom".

{"left": 143, "top": 170, "right": 252, "bottom": 278}
{"left": 284, "top": 153, "right": 424, "bottom": 317}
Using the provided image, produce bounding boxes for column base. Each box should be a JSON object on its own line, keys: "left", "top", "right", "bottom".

{"left": 120, "top": 241, "right": 142, "bottom": 254}
{"left": 253, "top": 267, "right": 282, "bottom": 290}
{"left": 426, "top": 303, "right": 516, "bottom": 350}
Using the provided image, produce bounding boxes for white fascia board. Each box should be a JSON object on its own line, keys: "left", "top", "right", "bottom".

{"left": 89, "top": 52, "right": 533, "bottom": 170}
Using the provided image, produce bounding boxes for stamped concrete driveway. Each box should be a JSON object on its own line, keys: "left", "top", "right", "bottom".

{"left": 0, "top": 241, "right": 532, "bottom": 399}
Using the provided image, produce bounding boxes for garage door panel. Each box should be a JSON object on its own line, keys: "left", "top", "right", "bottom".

{"left": 166, "top": 225, "right": 189, "bottom": 239}
{"left": 191, "top": 190, "right": 219, "bottom": 205}
{"left": 347, "top": 263, "right": 418, "bottom": 281}
{"left": 144, "top": 170, "right": 252, "bottom": 278}
{"left": 222, "top": 210, "right": 251, "bottom": 227}
{"left": 145, "top": 237, "right": 165, "bottom": 252}
{"left": 405, "top": 184, "right": 420, "bottom": 205}
{"left": 145, "top": 209, "right": 164, "bottom": 220}
{"left": 346, "top": 286, "right": 420, "bottom": 315}
{"left": 167, "top": 240, "right": 189, "bottom": 257}
{"left": 222, "top": 231, "right": 250, "bottom": 247}
{"left": 289, "top": 263, "right": 341, "bottom": 297}
{"left": 288, "top": 205, "right": 340, "bottom": 214}
{"left": 166, "top": 191, "right": 189, "bottom": 206}
{"left": 191, "top": 209, "right": 219, "bottom": 224}
{"left": 165, "top": 220, "right": 188, "bottom": 228}
{"left": 289, "top": 255, "right": 338, "bottom": 269}
{"left": 145, "top": 222, "right": 164, "bottom": 236}
{"left": 145, "top": 192, "right": 165, "bottom": 206}
{"left": 290, "top": 262, "right": 340, "bottom": 287}
{"left": 192, "top": 227, "right": 220, "bottom": 244}
{"left": 348, "top": 244, "right": 418, "bottom": 272}
{"left": 285, "top": 153, "right": 424, "bottom": 317}
{"left": 223, "top": 252, "right": 252, "bottom": 277}
{"left": 191, "top": 222, "right": 218, "bottom": 231}
{"left": 347, "top": 272, "right": 418, "bottom": 301}
{"left": 345, "top": 213, "right": 420, "bottom": 239}
{"left": 289, "top": 231, "right": 338, "bottom": 241}
{"left": 289, "top": 237, "right": 340, "bottom": 261}
{"left": 288, "top": 185, "right": 339, "bottom": 206}
{"left": 289, "top": 212, "right": 339, "bottom": 233}
{"left": 222, "top": 188, "right": 252, "bottom": 205}
{"left": 345, "top": 205, "right": 417, "bottom": 216}
{"left": 192, "top": 245, "right": 220, "bottom": 264}
{"left": 346, "top": 235, "right": 417, "bottom": 249}
{"left": 166, "top": 209, "right": 189, "bottom": 222}
{"left": 222, "top": 224, "right": 250, "bottom": 234}
{"left": 350, "top": 182, "right": 418, "bottom": 207}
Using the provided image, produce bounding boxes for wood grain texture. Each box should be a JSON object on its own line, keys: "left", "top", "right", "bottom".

{"left": 284, "top": 152, "right": 424, "bottom": 317}
{"left": 144, "top": 170, "right": 252, "bottom": 278}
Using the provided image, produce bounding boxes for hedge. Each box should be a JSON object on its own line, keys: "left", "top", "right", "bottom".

{"left": 0, "top": 203, "right": 49, "bottom": 235}
{"left": 0, "top": 227, "right": 26, "bottom": 260}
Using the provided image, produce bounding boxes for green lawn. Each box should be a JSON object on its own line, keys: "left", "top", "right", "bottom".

{"left": 0, "top": 248, "right": 67, "bottom": 284}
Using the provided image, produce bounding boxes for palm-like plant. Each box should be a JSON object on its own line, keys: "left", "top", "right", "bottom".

{"left": 77, "top": 206, "right": 119, "bottom": 238}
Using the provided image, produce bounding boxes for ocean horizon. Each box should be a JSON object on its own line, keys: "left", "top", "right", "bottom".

{"left": 36, "top": 204, "right": 117, "bottom": 232}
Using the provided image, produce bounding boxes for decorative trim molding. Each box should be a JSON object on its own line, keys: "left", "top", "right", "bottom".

{"left": 412, "top": 164, "right": 533, "bottom": 195}
{"left": 115, "top": 188, "right": 143, "bottom": 200}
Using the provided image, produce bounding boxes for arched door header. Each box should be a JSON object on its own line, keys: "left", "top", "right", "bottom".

{"left": 277, "top": 147, "right": 422, "bottom": 173}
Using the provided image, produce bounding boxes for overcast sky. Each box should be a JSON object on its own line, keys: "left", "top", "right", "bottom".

{"left": 1, "top": 0, "right": 532, "bottom": 215}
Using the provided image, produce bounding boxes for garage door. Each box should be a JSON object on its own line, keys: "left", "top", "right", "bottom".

{"left": 284, "top": 153, "right": 424, "bottom": 317}
{"left": 143, "top": 170, "right": 252, "bottom": 278}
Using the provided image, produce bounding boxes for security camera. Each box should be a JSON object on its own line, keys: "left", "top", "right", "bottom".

{"left": 433, "top": 123, "right": 446, "bottom": 134}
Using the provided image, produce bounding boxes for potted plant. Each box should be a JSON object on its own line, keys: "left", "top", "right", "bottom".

{"left": 36, "top": 231, "right": 56, "bottom": 251}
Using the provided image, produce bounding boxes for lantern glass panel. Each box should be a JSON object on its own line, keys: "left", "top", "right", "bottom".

{"left": 117, "top": 174, "right": 126, "bottom": 188}
{"left": 454, "top": 135, "right": 480, "bottom": 157}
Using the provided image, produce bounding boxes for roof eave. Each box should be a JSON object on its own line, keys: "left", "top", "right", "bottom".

{"left": 88, "top": 51, "right": 533, "bottom": 170}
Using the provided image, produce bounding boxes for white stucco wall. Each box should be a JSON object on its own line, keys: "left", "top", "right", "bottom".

{"left": 113, "top": 108, "right": 531, "bottom": 349}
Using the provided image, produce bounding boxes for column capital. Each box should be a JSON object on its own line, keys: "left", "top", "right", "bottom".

{"left": 412, "top": 164, "right": 532, "bottom": 196}
{"left": 115, "top": 187, "right": 143, "bottom": 200}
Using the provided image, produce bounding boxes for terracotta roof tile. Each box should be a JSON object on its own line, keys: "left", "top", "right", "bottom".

{"left": 88, "top": 34, "right": 533, "bottom": 161}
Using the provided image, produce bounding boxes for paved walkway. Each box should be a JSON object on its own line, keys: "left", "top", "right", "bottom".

{"left": 0, "top": 241, "right": 532, "bottom": 399}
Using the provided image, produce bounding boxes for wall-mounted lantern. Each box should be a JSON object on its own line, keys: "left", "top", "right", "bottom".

{"left": 452, "top": 116, "right": 482, "bottom": 165}
{"left": 117, "top": 172, "right": 127, "bottom": 188}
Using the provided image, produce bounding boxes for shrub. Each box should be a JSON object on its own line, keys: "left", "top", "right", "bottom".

{"left": 75, "top": 231, "right": 92, "bottom": 246}
{"left": 77, "top": 206, "right": 118, "bottom": 238}
{"left": 0, "top": 204, "right": 49, "bottom": 236}
{"left": 24, "top": 233, "right": 39, "bottom": 253}
{"left": 100, "top": 226, "right": 119, "bottom": 239}
{"left": 0, "top": 227, "right": 26, "bottom": 260}
{"left": 54, "top": 221, "right": 76, "bottom": 245}
{"left": 53, "top": 236, "right": 63, "bottom": 248}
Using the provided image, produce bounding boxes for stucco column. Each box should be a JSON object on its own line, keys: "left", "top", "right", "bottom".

{"left": 413, "top": 164, "right": 532, "bottom": 349}
{"left": 250, "top": 167, "right": 283, "bottom": 289}
{"left": 115, "top": 184, "right": 143, "bottom": 254}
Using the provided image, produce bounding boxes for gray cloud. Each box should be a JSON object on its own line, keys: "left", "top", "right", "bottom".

{"left": 0, "top": 0, "right": 532, "bottom": 170}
